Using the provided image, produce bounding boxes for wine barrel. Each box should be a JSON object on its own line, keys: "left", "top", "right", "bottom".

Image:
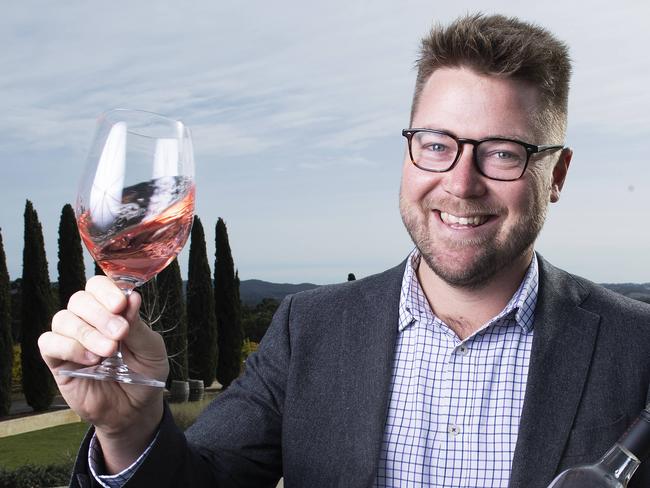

{"left": 188, "top": 379, "right": 205, "bottom": 402}
{"left": 169, "top": 380, "right": 189, "bottom": 403}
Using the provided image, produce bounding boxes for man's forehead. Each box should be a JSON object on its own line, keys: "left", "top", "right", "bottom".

{"left": 412, "top": 67, "right": 541, "bottom": 139}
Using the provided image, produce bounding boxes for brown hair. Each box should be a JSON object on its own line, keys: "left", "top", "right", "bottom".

{"left": 412, "top": 13, "right": 572, "bottom": 142}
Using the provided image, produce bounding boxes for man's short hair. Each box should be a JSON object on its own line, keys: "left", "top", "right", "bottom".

{"left": 411, "top": 13, "right": 572, "bottom": 143}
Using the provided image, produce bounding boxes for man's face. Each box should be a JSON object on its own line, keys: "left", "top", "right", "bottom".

{"left": 400, "top": 67, "right": 569, "bottom": 289}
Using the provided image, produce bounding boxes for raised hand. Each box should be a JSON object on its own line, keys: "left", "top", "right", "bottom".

{"left": 39, "top": 275, "right": 169, "bottom": 472}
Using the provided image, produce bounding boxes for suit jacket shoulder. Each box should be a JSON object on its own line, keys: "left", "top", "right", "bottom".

{"left": 510, "top": 255, "right": 650, "bottom": 488}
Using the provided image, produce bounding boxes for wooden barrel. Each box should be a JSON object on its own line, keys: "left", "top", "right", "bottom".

{"left": 169, "top": 380, "right": 189, "bottom": 403}
{"left": 188, "top": 379, "right": 205, "bottom": 402}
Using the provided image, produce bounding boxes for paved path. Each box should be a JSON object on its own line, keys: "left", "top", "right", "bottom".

{"left": 7, "top": 393, "right": 69, "bottom": 417}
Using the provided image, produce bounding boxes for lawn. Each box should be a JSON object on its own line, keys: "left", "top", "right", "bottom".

{"left": 0, "top": 395, "right": 216, "bottom": 471}
{"left": 0, "top": 421, "right": 89, "bottom": 470}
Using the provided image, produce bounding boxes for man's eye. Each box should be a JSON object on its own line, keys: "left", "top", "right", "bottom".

{"left": 424, "top": 143, "right": 447, "bottom": 152}
{"left": 494, "top": 151, "right": 516, "bottom": 159}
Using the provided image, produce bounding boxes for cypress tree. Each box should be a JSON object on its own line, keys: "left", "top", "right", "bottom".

{"left": 21, "top": 200, "right": 55, "bottom": 411}
{"left": 57, "top": 204, "right": 86, "bottom": 308}
{"left": 10, "top": 279, "right": 21, "bottom": 343}
{"left": 0, "top": 229, "right": 13, "bottom": 416}
{"left": 187, "top": 216, "right": 218, "bottom": 387}
{"left": 157, "top": 258, "right": 188, "bottom": 382}
{"left": 214, "top": 218, "right": 243, "bottom": 388}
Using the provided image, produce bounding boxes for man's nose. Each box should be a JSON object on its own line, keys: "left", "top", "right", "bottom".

{"left": 441, "top": 144, "right": 488, "bottom": 199}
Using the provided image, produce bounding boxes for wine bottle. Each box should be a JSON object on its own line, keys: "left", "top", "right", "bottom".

{"left": 547, "top": 404, "right": 650, "bottom": 487}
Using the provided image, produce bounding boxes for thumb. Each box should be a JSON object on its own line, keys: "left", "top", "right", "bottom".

{"left": 123, "top": 292, "right": 167, "bottom": 362}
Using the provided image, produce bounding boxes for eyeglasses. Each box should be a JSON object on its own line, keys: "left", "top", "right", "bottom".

{"left": 402, "top": 128, "right": 564, "bottom": 181}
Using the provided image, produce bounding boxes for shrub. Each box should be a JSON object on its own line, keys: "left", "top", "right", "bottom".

{"left": 241, "top": 339, "right": 259, "bottom": 362}
{"left": 169, "top": 395, "right": 216, "bottom": 431}
{"left": 0, "top": 461, "right": 73, "bottom": 488}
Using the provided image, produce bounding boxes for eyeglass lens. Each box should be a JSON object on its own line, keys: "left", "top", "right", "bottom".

{"left": 411, "top": 131, "right": 528, "bottom": 180}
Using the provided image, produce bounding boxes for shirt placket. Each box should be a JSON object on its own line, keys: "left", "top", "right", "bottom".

{"left": 428, "top": 322, "right": 461, "bottom": 486}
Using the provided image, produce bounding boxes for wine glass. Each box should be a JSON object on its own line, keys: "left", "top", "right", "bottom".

{"left": 58, "top": 109, "right": 195, "bottom": 387}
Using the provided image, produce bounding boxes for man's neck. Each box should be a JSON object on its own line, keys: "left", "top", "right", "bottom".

{"left": 416, "top": 250, "right": 534, "bottom": 340}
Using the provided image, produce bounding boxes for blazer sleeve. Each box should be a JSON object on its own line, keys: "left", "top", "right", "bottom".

{"left": 71, "top": 296, "right": 294, "bottom": 488}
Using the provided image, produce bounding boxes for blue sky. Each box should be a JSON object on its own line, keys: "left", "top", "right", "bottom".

{"left": 1, "top": 0, "right": 649, "bottom": 284}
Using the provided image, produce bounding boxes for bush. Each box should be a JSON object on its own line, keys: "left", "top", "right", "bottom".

{"left": 169, "top": 395, "right": 216, "bottom": 431}
{"left": 241, "top": 299, "right": 279, "bottom": 343}
{"left": 241, "top": 339, "right": 258, "bottom": 362}
{"left": 0, "top": 461, "right": 73, "bottom": 488}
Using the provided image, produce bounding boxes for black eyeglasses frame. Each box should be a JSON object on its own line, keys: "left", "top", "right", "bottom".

{"left": 402, "top": 128, "right": 564, "bottom": 182}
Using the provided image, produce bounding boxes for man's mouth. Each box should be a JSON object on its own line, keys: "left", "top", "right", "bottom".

{"left": 439, "top": 211, "right": 490, "bottom": 227}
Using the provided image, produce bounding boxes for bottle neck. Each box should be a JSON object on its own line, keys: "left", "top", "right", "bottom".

{"left": 619, "top": 408, "right": 650, "bottom": 462}
{"left": 598, "top": 444, "right": 641, "bottom": 484}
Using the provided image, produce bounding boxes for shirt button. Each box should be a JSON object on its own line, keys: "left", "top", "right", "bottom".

{"left": 448, "top": 423, "right": 461, "bottom": 436}
{"left": 458, "top": 345, "right": 469, "bottom": 356}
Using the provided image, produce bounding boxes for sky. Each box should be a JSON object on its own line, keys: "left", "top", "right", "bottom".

{"left": 1, "top": 0, "right": 649, "bottom": 285}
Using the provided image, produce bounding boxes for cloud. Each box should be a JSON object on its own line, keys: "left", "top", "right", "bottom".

{"left": 1, "top": 0, "right": 650, "bottom": 283}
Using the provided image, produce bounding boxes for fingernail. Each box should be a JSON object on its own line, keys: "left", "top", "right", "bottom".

{"left": 108, "top": 317, "right": 127, "bottom": 337}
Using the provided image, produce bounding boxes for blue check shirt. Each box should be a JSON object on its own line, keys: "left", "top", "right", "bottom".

{"left": 374, "top": 249, "right": 538, "bottom": 487}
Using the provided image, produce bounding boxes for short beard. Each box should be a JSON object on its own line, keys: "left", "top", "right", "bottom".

{"left": 399, "top": 184, "right": 548, "bottom": 290}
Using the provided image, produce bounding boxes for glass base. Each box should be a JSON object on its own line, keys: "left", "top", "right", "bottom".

{"left": 58, "top": 363, "right": 165, "bottom": 388}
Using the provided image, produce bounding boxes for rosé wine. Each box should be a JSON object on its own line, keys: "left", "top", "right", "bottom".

{"left": 78, "top": 176, "right": 195, "bottom": 290}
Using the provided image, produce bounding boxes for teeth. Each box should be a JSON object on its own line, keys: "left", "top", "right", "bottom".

{"left": 440, "top": 212, "right": 488, "bottom": 227}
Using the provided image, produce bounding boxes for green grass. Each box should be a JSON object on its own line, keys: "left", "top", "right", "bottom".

{"left": 0, "top": 421, "right": 89, "bottom": 470}
{"left": 0, "top": 392, "right": 219, "bottom": 472}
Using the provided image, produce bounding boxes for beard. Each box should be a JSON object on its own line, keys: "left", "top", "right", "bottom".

{"left": 399, "top": 183, "right": 549, "bottom": 290}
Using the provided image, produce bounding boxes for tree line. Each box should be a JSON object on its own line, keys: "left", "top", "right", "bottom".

{"left": 0, "top": 200, "right": 245, "bottom": 416}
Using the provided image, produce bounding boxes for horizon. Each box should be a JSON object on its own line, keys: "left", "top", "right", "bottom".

{"left": 2, "top": 1, "right": 649, "bottom": 285}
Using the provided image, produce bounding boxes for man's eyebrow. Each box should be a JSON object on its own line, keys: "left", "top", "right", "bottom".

{"left": 414, "top": 126, "right": 529, "bottom": 141}
{"left": 484, "top": 133, "right": 529, "bottom": 141}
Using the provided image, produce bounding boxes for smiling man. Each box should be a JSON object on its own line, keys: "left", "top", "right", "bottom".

{"left": 41, "top": 13, "right": 650, "bottom": 488}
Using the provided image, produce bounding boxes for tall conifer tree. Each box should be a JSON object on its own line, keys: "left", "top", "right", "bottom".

{"left": 214, "top": 218, "right": 243, "bottom": 388}
{"left": 57, "top": 204, "right": 86, "bottom": 308}
{"left": 157, "top": 258, "right": 188, "bottom": 382}
{"left": 21, "top": 201, "right": 55, "bottom": 411}
{"left": 186, "top": 216, "right": 218, "bottom": 387}
{"left": 0, "top": 229, "right": 13, "bottom": 416}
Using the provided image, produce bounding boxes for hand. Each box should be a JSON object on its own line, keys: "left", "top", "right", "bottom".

{"left": 39, "top": 276, "right": 169, "bottom": 471}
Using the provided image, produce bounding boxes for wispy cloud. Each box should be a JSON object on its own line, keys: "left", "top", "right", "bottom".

{"left": 1, "top": 0, "right": 649, "bottom": 283}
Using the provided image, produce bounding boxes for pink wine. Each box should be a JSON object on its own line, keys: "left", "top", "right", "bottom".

{"left": 78, "top": 176, "right": 195, "bottom": 289}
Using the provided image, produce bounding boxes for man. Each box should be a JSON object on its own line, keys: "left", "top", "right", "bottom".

{"left": 39, "top": 13, "right": 650, "bottom": 488}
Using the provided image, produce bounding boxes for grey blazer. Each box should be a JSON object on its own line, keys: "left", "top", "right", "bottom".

{"left": 72, "top": 255, "right": 650, "bottom": 487}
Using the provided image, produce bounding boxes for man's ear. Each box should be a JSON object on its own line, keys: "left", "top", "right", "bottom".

{"left": 550, "top": 148, "right": 572, "bottom": 203}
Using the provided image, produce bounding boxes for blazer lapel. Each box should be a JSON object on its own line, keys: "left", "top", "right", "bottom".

{"left": 509, "top": 256, "right": 601, "bottom": 488}
{"left": 338, "top": 262, "right": 404, "bottom": 488}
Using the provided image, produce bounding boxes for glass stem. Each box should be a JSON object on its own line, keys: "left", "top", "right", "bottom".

{"left": 99, "top": 286, "right": 133, "bottom": 374}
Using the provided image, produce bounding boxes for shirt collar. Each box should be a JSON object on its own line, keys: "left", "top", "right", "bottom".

{"left": 398, "top": 248, "right": 538, "bottom": 334}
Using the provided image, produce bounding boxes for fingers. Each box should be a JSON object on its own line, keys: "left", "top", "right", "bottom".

{"left": 66, "top": 291, "right": 129, "bottom": 341}
{"left": 85, "top": 275, "right": 128, "bottom": 314}
{"left": 38, "top": 330, "right": 102, "bottom": 371}
{"left": 51, "top": 309, "right": 119, "bottom": 358}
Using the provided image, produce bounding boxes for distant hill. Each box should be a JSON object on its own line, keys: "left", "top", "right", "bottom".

{"left": 237, "top": 280, "right": 650, "bottom": 306}
{"left": 239, "top": 279, "right": 320, "bottom": 306}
